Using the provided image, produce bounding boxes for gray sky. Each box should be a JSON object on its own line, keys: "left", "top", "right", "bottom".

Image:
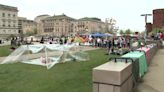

{"left": 1, "top": 0, "right": 163, "bottom": 32}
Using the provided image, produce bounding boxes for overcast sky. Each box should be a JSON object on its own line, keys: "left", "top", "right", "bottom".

{"left": 1, "top": 0, "right": 164, "bottom": 32}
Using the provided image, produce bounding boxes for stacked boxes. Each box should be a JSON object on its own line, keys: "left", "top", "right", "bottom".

{"left": 93, "top": 61, "right": 133, "bottom": 92}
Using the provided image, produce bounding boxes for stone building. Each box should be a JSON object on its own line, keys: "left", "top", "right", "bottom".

{"left": 42, "top": 14, "right": 76, "bottom": 36}
{"left": 18, "top": 17, "right": 37, "bottom": 36}
{"left": 0, "top": 4, "right": 19, "bottom": 37}
{"left": 34, "top": 14, "right": 50, "bottom": 35}
{"left": 40, "top": 14, "right": 111, "bottom": 37}
{"left": 77, "top": 17, "right": 105, "bottom": 34}
{"left": 153, "top": 9, "right": 164, "bottom": 29}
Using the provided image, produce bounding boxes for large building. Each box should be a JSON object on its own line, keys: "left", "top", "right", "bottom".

{"left": 153, "top": 9, "right": 164, "bottom": 29}
{"left": 77, "top": 17, "right": 105, "bottom": 34}
{"left": 34, "top": 14, "right": 51, "bottom": 35}
{"left": 0, "top": 4, "right": 19, "bottom": 37}
{"left": 41, "top": 15, "right": 108, "bottom": 36}
{"left": 18, "top": 17, "right": 37, "bottom": 35}
{"left": 42, "top": 14, "right": 76, "bottom": 36}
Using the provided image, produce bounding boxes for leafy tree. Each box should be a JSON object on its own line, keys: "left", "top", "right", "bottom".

{"left": 34, "top": 28, "right": 38, "bottom": 34}
{"left": 108, "top": 30, "right": 114, "bottom": 34}
{"left": 25, "top": 28, "right": 38, "bottom": 36}
{"left": 151, "top": 28, "right": 160, "bottom": 34}
{"left": 119, "top": 30, "right": 124, "bottom": 35}
{"left": 140, "top": 31, "right": 146, "bottom": 36}
{"left": 125, "top": 29, "right": 132, "bottom": 35}
{"left": 8, "top": 34, "right": 16, "bottom": 39}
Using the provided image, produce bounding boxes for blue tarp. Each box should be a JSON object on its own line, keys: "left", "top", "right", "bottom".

{"left": 91, "top": 33, "right": 112, "bottom": 37}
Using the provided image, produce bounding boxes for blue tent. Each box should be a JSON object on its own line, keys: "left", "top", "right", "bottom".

{"left": 91, "top": 33, "right": 112, "bottom": 37}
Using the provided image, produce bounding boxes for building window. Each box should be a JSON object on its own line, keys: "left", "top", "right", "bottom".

{"left": 13, "top": 24, "right": 15, "bottom": 27}
{"left": 2, "top": 24, "right": 5, "bottom": 27}
{"left": 2, "top": 13, "right": 5, "bottom": 17}
{"left": 2, "top": 20, "right": 5, "bottom": 22}
{"left": 13, "top": 14, "right": 15, "bottom": 17}
{"left": 8, "top": 20, "right": 11, "bottom": 23}
{"left": 8, "top": 14, "right": 10, "bottom": 17}
{"left": 3, "top": 30, "right": 6, "bottom": 33}
{"left": 13, "top": 20, "right": 16, "bottom": 23}
{"left": 8, "top": 25, "right": 10, "bottom": 27}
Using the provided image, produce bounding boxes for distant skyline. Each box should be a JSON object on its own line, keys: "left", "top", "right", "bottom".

{"left": 1, "top": 0, "right": 164, "bottom": 32}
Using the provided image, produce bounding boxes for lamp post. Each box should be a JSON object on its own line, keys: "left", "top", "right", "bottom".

{"left": 141, "top": 14, "right": 152, "bottom": 38}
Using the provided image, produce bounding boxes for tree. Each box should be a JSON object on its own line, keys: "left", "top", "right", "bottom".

{"left": 8, "top": 34, "right": 16, "bottom": 39}
{"left": 25, "top": 28, "right": 38, "bottom": 36}
{"left": 108, "top": 30, "right": 114, "bottom": 34}
{"left": 125, "top": 29, "right": 132, "bottom": 35}
{"left": 34, "top": 28, "right": 38, "bottom": 35}
{"left": 151, "top": 28, "right": 159, "bottom": 35}
{"left": 119, "top": 30, "right": 124, "bottom": 35}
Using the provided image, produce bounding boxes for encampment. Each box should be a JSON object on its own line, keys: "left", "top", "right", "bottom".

{"left": 1, "top": 44, "right": 89, "bottom": 69}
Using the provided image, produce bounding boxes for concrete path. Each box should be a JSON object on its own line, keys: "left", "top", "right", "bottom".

{"left": 135, "top": 49, "right": 164, "bottom": 92}
{"left": 0, "top": 41, "right": 10, "bottom": 46}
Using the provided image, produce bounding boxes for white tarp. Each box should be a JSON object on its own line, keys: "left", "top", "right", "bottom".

{"left": 1, "top": 43, "right": 89, "bottom": 69}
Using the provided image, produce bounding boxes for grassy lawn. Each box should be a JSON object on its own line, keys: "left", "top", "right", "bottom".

{"left": 0, "top": 49, "right": 119, "bottom": 92}
{"left": 0, "top": 45, "right": 13, "bottom": 57}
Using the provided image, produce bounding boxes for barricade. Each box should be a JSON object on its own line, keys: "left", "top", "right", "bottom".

{"left": 146, "top": 43, "right": 158, "bottom": 61}
{"left": 92, "top": 42, "right": 158, "bottom": 92}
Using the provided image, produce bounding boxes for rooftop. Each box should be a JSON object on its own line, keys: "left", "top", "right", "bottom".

{"left": 45, "top": 14, "right": 76, "bottom": 20}
{"left": 36, "top": 14, "right": 51, "bottom": 18}
{"left": 78, "top": 17, "right": 102, "bottom": 22}
{"left": 0, "top": 4, "right": 18, "bottom": 11}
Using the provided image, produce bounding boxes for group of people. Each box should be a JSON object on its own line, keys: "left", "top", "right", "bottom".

{"left": 151, "top": 31, "right": 164, "bottom": 40}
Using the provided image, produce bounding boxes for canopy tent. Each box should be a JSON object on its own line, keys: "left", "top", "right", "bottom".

{"left": 104, "top": 33, "right": 113, "bottom": 36}
{"left": 74, "top": 37, "right": 85, "bottom": 43}
{"left": 91, "top": 33, "right": 113, "bottom": 37}
{"left": 1, "top": 44, "right": 89, "bottom": 69}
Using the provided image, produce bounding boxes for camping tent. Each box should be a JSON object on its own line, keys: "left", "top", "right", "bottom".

{"left": 1, "top": 44, "right": 89, "bottom": 69}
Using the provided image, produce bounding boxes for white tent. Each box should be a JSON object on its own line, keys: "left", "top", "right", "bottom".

{"left": 1, "top": 44, "right": 89, "bottom": 69}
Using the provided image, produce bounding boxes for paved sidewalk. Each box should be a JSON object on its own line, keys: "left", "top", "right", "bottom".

{"left": 135, "top": 49, "right": 164, "bottom": 92}
{"left": 0, "top": 41, "right": 10, "bottom": 46}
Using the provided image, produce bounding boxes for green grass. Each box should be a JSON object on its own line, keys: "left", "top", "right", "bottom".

{"left": 0, "top": 49, "right": 119, "bottom": 92}
{"left": 0, "top": 45, "right": 13, "bottom": 57}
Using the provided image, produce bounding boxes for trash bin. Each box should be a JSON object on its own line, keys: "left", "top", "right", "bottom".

{"left": 122, "top": 51, "right": 148, "bottom": 78}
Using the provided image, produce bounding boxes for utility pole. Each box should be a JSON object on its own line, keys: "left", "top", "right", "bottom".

{"left": 141, "top": 14, "right": 152, "bottom": 37}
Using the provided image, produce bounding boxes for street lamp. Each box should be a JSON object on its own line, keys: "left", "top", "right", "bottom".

{"left": 141, "top": 14, "right": 152, "bottom": 37}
